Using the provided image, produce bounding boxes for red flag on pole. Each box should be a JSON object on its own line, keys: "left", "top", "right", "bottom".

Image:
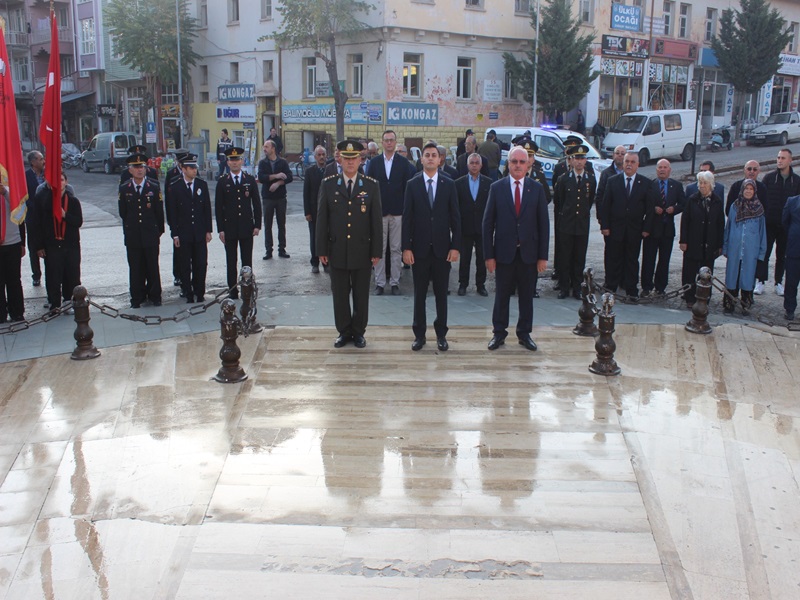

{"left": 0, "top": 19, "right": 29, "bottom": 242}
{"left": 38, "top": 10, "right": 63, "bottom": 237}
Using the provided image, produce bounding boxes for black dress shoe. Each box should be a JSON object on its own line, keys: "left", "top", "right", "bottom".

{"left": 263, "top": 252, "right": 272, "bottom": 260}
{"left": 173, "top": 278, "right": 181, "bottom": 287}
{"left": 179, "top": 290, "right": 186, "bottom": 298}
{"left": 477, "top": 286, "right": 488, "bottom": 297}
{"left": 572, "top": 290, "right": 582, "bottom": 300}
{"left": 558, "top": 290, "right": 569, "bottom": 299}
{"left": 152, "top": 300, "right": 162, "bottom": 307}
{"left": 278, "top": 250, "right": 290, "bottom": 258}
{"left": 32, "top": 278, "right": 41, "bottom": 287}
{"left": 352, "top": 335, "right": 366, "bottom": 348}
{"left": 197, "top": 296, "right": 205, "bottom": 303}
{"left": 457, "top": 285, "right": 467, "bottom": 296}
{"left": 375, "top": 286, "right": 384, "bottom": 296}
{"left": 131, "top": 302, "right": 141, "bottom": 309}
{"left": 229, "top": 291, "right": 239, "bottom": 300}
{"left": 553, "top": 282, "right": 561, "bottom": 291}
{"left": 437, "top": 337, "right": 449, "bottom": 351}
{"left": 391, "top": 285, "right": 400, "bottom": 296}
{"left": 411, "top": 338, "right": 426, "bottom": 351}
{"left": 550, "top": 271, "right": 559, "bottom": 280}
{"left": 334, "top": 334, "right": 351, "bottom": 348}
{"left": 185, "top": 296, "right": 194, "bottom": 304}
{"left": 488, "top": 336, "right": 505, "bottom": 351}
{"left": 518, "top": 335, "right": 538, "bottom": 351}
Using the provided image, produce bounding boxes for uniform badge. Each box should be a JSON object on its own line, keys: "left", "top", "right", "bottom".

{"left": 146, "top": 203, "right": 152, "bottom": 209}
{"left": 361, "top": 205, "right": 366, "bottom": 213}
{"left": 196, "top": 188, "right": 202, "bottom": 196}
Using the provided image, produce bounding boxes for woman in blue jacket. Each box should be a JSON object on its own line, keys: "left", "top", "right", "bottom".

{"left": 722, "top": 179, "right": 766, "bottom": 315}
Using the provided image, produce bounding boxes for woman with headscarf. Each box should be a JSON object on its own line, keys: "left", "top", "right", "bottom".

{"left": 679, "top": 170, "right": 725, "bottom": 309}
{"left": 722, "top": 179, "right": 766, "bottom": 315}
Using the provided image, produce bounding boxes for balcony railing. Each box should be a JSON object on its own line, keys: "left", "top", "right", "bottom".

{"left": 5, "top": 30, "right": 29, "bottom": 46}
{"left": 33, "top": 76, "right": 76, "bottom": 93}
{"left": 30, "top": 26, "right": 73, "bottom": 46}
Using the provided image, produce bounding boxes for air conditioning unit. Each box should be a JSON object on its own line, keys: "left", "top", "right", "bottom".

{"left": 20, "top": 84, "right": 27, "bottom": 92}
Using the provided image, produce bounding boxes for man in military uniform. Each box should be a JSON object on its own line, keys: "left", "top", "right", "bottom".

{"left": 164, "top": 151, "right": 187, "bottom": 289}
{"left": 316, "top": 141, "right": 383, "bottom": 349}
{"left": 120, "top": 145, "right": 159, "bottom": 184}
{"left": 168, "top": 153, "right": 213, "bottom": 303}
{"left": 215, "top": 147, "right": 261, "bottom": 299}
{"left": 553, "top": 145, "right": 596, "bottom": 299}
{"left": 118, "top": 153, "right": 165, "bottom": 308}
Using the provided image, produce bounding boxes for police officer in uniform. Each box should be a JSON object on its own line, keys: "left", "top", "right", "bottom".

{"left": 316, "top": 141, "right": 383, "bottom": 349}
{"left": 120, "top": 145, "right": 160, "bottom": 184}
{"left": 119, "top": 153, "right": 165, "bottom": 308}
{"left": 168, "top": 153, "right": 213, "bottom": 303}
{"left": 215, "top": 146, "right": 261, "bottom": 299}
{"left": 553, "top": 144, "right": 596, "bottom": 299}
{"left": 164, "top": 151, "right": 187, "bottom": 289}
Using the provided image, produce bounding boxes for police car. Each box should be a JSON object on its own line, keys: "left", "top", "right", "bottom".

{"left": 487, "top": 126, "right": 612, "bottom": 188}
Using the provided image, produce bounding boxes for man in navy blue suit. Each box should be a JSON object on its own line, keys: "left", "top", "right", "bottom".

{"left": 403, "top": 142, "right": 461, "bottom": 352}
{"left": 483, "top": 145, "right": 550, "bottom": 351}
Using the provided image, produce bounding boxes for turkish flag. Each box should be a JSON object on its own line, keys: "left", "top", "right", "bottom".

{"left": 0, "top": 24, "right": 28, "bottom": 242}
{"left": 38, "top": 10, "right": 63, "bottom": 236}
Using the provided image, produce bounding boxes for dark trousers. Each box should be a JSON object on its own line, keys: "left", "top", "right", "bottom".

{"left": 0, "top": 242, "right": 24, "bottom": 321}
{"left": 552, "top": 215, "right": 560, "bottom": 273}
{"left": 172, "top": 247, "right": 181, "bottom": 280}
{"left": 308, "top": 220, "right": 319, "bottom": 267}
{"left": 329, "top": 265, "right": 371, "bottom": 337}
{"left": 29, "top": 251, "right": 41, "bottom": 281}
{"left": 492, "top": 250, "right": 536, "bottom": 339}
{"left": 784, "top": 256, "right": 800, "bottom": 315}
{"left": 641, "top": 235, "right": 674, "bottom": 293}
{"left": 44, "top": 243, "right": 81, "bottom": 308}
{"left": 126, "top": 246, "right": 161, "bottom": 304}
{"left": 263, "top": 197, "right": 287, "bottom": 253}
{"left": 681, "top": 256, "right": 716, "bottom": 304}
{"left": 412, "top": 254, "right": 450, "bottom": 339}
{"left": 178, "top": 240, "right": 208, "bottom": 300}
{"left": 459, "top": 234, "right": 485, "bottom": 287}
{"left": 757, "top": 223, "right": 788, "bottom": 283}
{"left": 557, "top": 232, "right": 589, "bottom": 293}
{"left": 604, "top": 232, "right": 642, "bottom": 295}
{"left": 224, "top": 236, "right": 254, "bottom": 290}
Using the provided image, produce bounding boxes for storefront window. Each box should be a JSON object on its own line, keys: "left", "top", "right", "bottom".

{"left": 771, "top": 76, "right": 791, "bottom": 114}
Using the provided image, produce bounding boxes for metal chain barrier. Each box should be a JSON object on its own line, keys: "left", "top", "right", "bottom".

{"left": 709, "top": 275, "right": 775, "bottom": 327}
{"left": 591, "top": 281, "right": 691, "bottom": 305}
{"left": 0, "top": 301, "right": 74, "bottom": 336}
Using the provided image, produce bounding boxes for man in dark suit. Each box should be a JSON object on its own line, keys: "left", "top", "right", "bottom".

{"left": 365, "top": 130, "right": 416, "bottom": 295}
{"left": 25, "top": 151, "right": 45, "bottom": 287}
{"left": 304, "top": 145, "right": 328, "bottom": 274}
{"left": 641, "top": 159, "right": 685, "bottom": 297}
{"left": 685, "top": 160, "right": 725, "bottom": 203}
{"left": 119, "top": 153, "right": 165, "bottom": 308}
{"left": 599, "top": 151, "right": 653, "bottom": 299}
{"left": 456, "top": 128, "right": 473, "bottom": 157}
{"left": 164, "top": 152, "right": 187, "bottom": 289}
{"left": 456, "top": 153, "right": 491, "bottom": 296}
{"left": 168, "top": 154, "right": 213, "bottom": 303}
{"left": 554, "top": 145, "right": 596, "bottom": 299}
{"left": 258, "top": 139, "right": 293, "bottom": 259}
{"left": 403, "top": 142, "right": 462, "bottom": 352}
{"left": 596, "top": 145, "right": 625, "bottom": 221}
{"left": 483, "top": 146, "right": 550, "bottom": 351}
{"left": 215, "top": 147, "right": 261, "bottom": 299}
{"left": 726, "top": 161, "right": 767, "bottom": 216}
{"left": 316, "top": 141, "right": 383, "bottom": 349}
{"left": 456, "top": 136, "right": 489, "bottom": 178}
{"left": 438, "top": 145, "right": 459, "bottom": 180}
{"left": 324, "top": 149, "right": 342, "bottom": 177}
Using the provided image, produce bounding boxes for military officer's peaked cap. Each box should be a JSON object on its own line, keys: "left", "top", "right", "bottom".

{"left": 126, "top": 153, "right": 148, "bottom": 166}
{"left": 225, "top": 146, "right": 246, "bottom": 158}
{"left": 128, "top": 144, "right": 148, "bottom": 156}
{"left": 337, "top": 140, "right": 364, "bottom": 158}
{"left": 512, "top": 135, "right": 538, "bottom": 154}
{"left": 563, "top": 135, "right": 583, "bottom": 148}
{"left": 174, "top": 151, "right": 188, "bottom": 162}
{"left": 179, "top": 153, "right": 198, "bottom": 167}
{"left": 567, "top": 144, "right": 590, "bottom": 158}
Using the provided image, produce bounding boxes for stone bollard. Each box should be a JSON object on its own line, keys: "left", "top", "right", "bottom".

{"left": 573, "top": 267, "right": 599, "bottom": 337}
{"left": 238, "top": 266, "right": 262, "bottom": 334}
{"left": 685, "top": 266, "right": 713, "bottom": 335}
{"left": 71, "top": 286, "right": 100, "bottom": 360}
{"left": 213, "top": 299, "right": 247, "bottom": 383}
{"left": 589, "top": 293, "right": 621, "bottom": 376}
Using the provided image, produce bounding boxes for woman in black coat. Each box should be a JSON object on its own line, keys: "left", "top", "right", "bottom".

{"left": 29, "top": 173, "right": 82, "bottom": 310}
{"left": 679, "top": 170, "right": 725, "bottom": 308}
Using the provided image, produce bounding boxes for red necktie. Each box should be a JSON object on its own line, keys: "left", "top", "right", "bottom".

{"left": 514, "top": 181, "right": 521, "bottom": 217}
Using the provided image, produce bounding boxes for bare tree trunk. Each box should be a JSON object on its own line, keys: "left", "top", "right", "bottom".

{"left": 323, "top": 35, "right": 348, "bottom": 142}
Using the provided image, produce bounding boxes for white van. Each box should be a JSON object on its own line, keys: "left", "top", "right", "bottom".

{"left": 603, "top": 109, "right": 696, "bottom": 165}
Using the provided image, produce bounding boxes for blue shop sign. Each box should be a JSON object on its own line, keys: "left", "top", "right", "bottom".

{"left": 386, "top": 102, "right": 439, "bottom": 126}
{"left": 218, "top": 84, "right": 255, "bottom": 102}
{"left": 282, "top": 103, "right": 384, "bottom": 125}
{"left": 611, "top": 4, "right": 641, "bottom": 33}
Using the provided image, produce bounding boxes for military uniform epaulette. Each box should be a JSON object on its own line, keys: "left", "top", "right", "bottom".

{"left": 361, "top": 175, "right": 377, "bottom": 183}
{"left": 146, "top": 176, "right": 160, "bottom": 186}
{"left": 323, "top": 174, "right": 339, "bottom": 182}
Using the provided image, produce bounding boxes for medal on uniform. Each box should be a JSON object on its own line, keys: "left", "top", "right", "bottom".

{"left": 361, "top": 204, "right": 366, "bottom": 213}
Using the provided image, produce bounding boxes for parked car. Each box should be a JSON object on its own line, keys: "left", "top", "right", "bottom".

{"left": 602, "top": 109, "right": 696, "bottom": 164}
{"left": 81, "top": 132, "right": 139, "bottom": 174}
{"left": 487, "top": 126, "right": 612, "bottom": 187}
{"left": 749, "top": 112, "right": 800, "bottom": 146}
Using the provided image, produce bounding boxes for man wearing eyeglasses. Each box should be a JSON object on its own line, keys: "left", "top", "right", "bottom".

{"left": 726, "top": 160, "right": 767, "bottom": 217}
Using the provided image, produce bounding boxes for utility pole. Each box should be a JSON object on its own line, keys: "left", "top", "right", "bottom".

{"left": 176, "top": 0, "right": 184, "bottom": 149}
{"left": 532, "top": 0, "right": 540, "bottom": 126}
